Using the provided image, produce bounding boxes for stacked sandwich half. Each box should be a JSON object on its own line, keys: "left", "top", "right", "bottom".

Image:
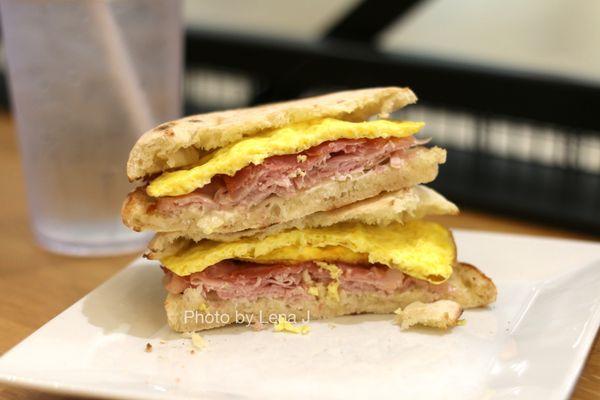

{"left": 122, "top": 87, "right": 496, "bottom": 332}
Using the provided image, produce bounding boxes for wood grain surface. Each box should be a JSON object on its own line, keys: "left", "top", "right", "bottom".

{"left": 0, "top": 114, "right": 598, "bottom": 399}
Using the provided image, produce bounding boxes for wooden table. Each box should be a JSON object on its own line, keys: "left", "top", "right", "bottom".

{"left": 0, "top": 114, "right": 598, "bottom": 399}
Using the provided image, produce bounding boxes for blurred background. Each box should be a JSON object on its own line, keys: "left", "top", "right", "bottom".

{"left": 1, "top": 0, "right": 599, "bottom": 237}
{"left": 180, "top": 0, "right": 600, "bottom": 235}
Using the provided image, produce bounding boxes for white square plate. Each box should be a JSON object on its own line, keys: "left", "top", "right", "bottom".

{"left": 1, "top": 230, "right": 599, "bottom": 400}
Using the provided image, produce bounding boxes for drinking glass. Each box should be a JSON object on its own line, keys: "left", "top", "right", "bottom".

{"left": 0, "top": 0, "right": 182, "bottom": 255}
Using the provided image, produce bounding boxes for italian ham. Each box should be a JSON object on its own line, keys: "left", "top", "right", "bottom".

{"left": 155, "top": 136, "right": 420, "bottom": 213}
{"left": 163, "top": 260, "right": 448, "bottom": 300}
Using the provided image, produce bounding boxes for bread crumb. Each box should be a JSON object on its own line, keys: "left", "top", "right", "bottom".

{"left": 145, "top": 343, "right": 153, "bottom": 353}
{"left": 190, "top": 349, "right": 196, "bottom": 355}
{"left": 394, "top": 300, "right": 463, "bottom": 330}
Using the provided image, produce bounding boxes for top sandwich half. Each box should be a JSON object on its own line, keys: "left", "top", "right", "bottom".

{"left": 122, "top": 87, "right": 447, "bottom": 237}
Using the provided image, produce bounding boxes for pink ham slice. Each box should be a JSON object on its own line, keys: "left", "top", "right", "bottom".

{"left": 155, "top": 136, "right": 420, "bottom": 213}
{"left": 162, "top": 260, "right": 446, "bottom": 301}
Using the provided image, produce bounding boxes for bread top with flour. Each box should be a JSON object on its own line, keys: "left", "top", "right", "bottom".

{"left": 127, "top": 87, "right": 417, "bottom": 181}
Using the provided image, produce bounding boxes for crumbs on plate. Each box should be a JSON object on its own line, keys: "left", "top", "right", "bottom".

{"left": 273, "top": 315, "right": 310, "bottom": 335}
{"left": 182, "top": 332, "right": 206, "bottom": 350}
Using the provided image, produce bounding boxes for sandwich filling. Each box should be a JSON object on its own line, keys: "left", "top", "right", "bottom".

{"left": 159, "top": 220, "right": 455, "bottom": 284}
{"left": 146, "top": 118, "right": 425, "bottom": 212}
{"left": 163, "top": 260, "right": 450, "bottom": 301}
{"left": 155, "top": 136, "right": 423, "bottom": 212}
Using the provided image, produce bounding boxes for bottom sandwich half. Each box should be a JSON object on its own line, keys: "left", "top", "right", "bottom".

{"left": 164, "top": 261, "right": 496, "bottom": 332}
{"left": 153, "top": 198, "right": 497, "bottom": 332}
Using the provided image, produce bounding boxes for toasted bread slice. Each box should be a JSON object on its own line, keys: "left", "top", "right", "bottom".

{"left": 164, "top": 262, "right": 496, "bottom": 332}
{"left": 128, "top": 87, "right": 417, "bottom": 180}
{"left": 146, "top": 185, "right": 458, "bottom": 258}
{"left": 122, "top": 146, "right": 446, "bottom": 235}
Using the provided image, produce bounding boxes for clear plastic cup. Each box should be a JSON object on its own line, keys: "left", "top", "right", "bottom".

{"left": 0, "top": 0, "right": 182, "bottom": 256}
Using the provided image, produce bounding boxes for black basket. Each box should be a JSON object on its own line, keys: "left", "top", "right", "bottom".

{"left": 181, "top": 15, "right": 600, "bottom": 234}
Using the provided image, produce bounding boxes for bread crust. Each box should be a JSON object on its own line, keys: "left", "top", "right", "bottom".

{"left": 127, "top": 87, "right": 417, "bottom": 180}
{"left": 122, "top": 146, "right": 446, "bottom": 235}
{"left": 164, "top": 262, "right": 497, "bottom": 332}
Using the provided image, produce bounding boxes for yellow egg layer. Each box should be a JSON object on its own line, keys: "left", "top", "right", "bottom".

{"left": 251, "top": 245, "right": 369, "bottom": 265}
{"left": 160, "top": 220, "right": 456, "bottom": 284}
{"left": 147, "top": 118, "right": 424, "bottom": 197}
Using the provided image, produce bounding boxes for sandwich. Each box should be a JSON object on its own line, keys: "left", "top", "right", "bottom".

{"left": 122, "top": 87, "right": 496, "bottom": 333}
{"left": 122, "top": 87, "right": 445, "bottom": 235}
{"left": 148, "top": 201, "right": 496, "bottom": 333}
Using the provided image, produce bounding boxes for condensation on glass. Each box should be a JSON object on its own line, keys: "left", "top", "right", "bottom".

{"left": 0, "top": 0, "right": 182, "bottom": 255}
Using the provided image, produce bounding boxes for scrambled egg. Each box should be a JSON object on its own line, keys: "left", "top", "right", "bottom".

{"left": 147, "top": 118, "right": 424, "bottom": 197}
{"left": 315, "top": 261, "right": 342, "bottom": 280}
{"left": 273, "top": 315, "right": 310, "bottom": 335}
{"left": 327, "top": 281, "right": 340, "bottom": 302}
{"left": 182, "top": 332, "right": 207, "bottom": 350}
{"left": 316, "top": 261, "right": 342, "bottom": 301}
{"left": 190, "top": 333, "right": 206, "bottom": 349}
{"left": 160, "top": 220, "right": 455, "bottom": 283}
{"left": 304, "top": 263, "right": 342, "bottom": 301}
